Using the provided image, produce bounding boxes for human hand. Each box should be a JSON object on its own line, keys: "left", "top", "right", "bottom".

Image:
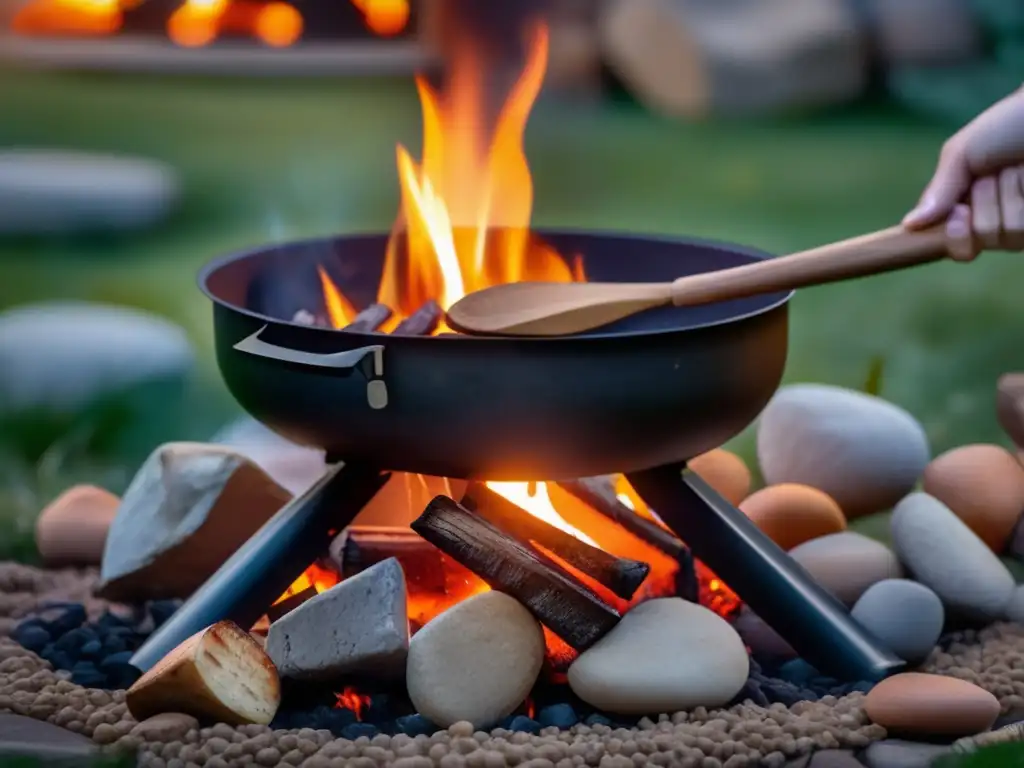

{"left": 903, "top": 85, "right": 1024, "bottom": 261}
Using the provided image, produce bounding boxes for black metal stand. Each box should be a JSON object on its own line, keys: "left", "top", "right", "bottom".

{"left": 626, "top": 462, "right": 906, "bottom": 683}
{"left": 129, "top": 461, "right": 391, "bottom": 673}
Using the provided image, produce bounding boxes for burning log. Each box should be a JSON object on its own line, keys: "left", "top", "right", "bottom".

{"left": 558, "top": 477, "right": 698, "bottom": 602}
{"left": 412, "top": 495, "right": 620, "bottom": 650}
{"left": 329, "top": 525, "right": 447, "bottom": 593}
{"left": 463, "top": 483, "right": 650, "bottom": 600}
{"left": 344, "top": 303, "right": 393, "bottom": 332}
{"left": 266, "top": 585, "right": 318, "bottom": 623}
{"left": 393, "top": 299, "right": 443, "bottom": 336}
{"left": 126, "top": 621, "right": 281, "bottom": 726}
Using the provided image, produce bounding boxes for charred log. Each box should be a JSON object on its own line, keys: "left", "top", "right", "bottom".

{"left": 412, "top": 495, "right": 620, "bottom": 650}
{"left": 329, "top": 525, "right": 447, "bottom": 593}
{"left": 344, "top": 303, "right": 393, "bottom": 333}
{"left": 266, "top": 585, "right": 318, "bottom": 623}
{"left": 394, "top": 300, "right": 443, "bottom": 336}
{"left": 557, "top": 477, "right": 698, "bottom": 602}
{"left": 463, "top": 483, "right": 650, "bottom": 599}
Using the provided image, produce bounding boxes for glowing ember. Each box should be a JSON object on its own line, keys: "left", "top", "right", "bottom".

{"left": 335, "top": 686, "right": 372, "bottom": 720}
{"left": 274, "top": 561, "right": 339, "bottom": 605}
{"left": 350, "top": 0, "right": 409, "bottom": 37}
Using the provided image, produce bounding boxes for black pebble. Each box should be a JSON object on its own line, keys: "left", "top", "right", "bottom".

{"left": 71, "top": 669, "right": 107, "bottom": 688}
{"left": 55, "top": 627, "right": 92, "bottom": 653}
{"left": 537, "top": 704, "right": 578, "bottom": 730}
{"left": 13, "top": 624, "right": 51, "bottom": 653}
{"left": 364, "top": 695, "right": 394, "bottom": 725}
{"left": 45, "top": 604, "right": 87, "bottom": 636}
{"left": 341, "top": 723, "right": 379, "bottom": 740}
{"left": 100, "top": 652, "right": 141, "bottom": 689}
{"left": 80, "top": 640, "right": 102, "bottom": 659}
{"left": 396, "top": 714, "right": 435, "bottom": 737}
{"left": 508, "top": 716, "right": 541, "bottom": 734}
{"left": 584, "top": 714, "right": 611, "bottom": 727}
{"left": 148, "top": 600, "right": 181, "bottom": 628}
{"left": 102, "top": 634, "right": 128, "bottom": 655}
{"left": 733, "top": 678, "right": 770, "bottom": 708}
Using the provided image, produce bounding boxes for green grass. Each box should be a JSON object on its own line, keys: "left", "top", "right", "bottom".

{"left": 0, "top": 69, "right": 1022, "bottom": 561}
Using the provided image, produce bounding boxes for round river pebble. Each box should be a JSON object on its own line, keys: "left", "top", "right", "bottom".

{"left": 788, "top": 531, "right": 902, "bottom": 606}
{"left": 406, "top": 591, "right": 544, "bottom": 729}
{"left": 864, "top": 672, "right": 1000, "bottom": 736}
{"left": 740, "top": 483, "right": 846, "bottom": 550}
{"left": 891, "top": 492, "right": 1016, "bottom": 621}
{"left": 688, "top": 448, "right": 751, "bottom": 505}
{"left": 921, "top": 443, "right": 1024, "bottom": 553}
{"left": 757, "top": 384, "right": 930, "bottom": 519}
{"left": 850, "top": 579, "right": 944, "bottom": 665}
{"left": 568, "top": 598, "right": 749, "bottom": 714}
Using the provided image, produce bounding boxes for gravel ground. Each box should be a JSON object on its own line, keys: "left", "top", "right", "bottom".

{"left": 3, "top": 563, "right": 1024, "bottom": 767}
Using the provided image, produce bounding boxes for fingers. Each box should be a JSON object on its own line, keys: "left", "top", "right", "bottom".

{"left": 943, "top": 165, "right": 1024, "bottom": 261}
{"left": 971, "top": 175, "right": 1002, "bottom": 249}
{"left": 945, "top": 204, "right": 977, "bottom": 262}
{"left": 904, "top": 139, "right": 974, "bottom": 229}
{"left": 1000, "top": 166, "right": 1024, "bottom": 250}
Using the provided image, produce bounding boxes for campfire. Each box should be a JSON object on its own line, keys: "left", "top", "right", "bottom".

{"left": 264, "top": 16, "right": 738, "bottom": 663}
{"left": 123, "top": 0, "right": 904, "bottom": 735}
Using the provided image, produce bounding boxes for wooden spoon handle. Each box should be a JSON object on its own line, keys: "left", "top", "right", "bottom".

{"left": 670, "top": 224, "right": 949, "bottom": 306}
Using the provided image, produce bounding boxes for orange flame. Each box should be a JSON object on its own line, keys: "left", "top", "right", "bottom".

{"left": 335, "top": 686, "right": 372, "bottom": 719}
{"left": 350, "top": 0, "right": 409, "bottom": 37}
{"left": 273, "top": 562, "right": 339, "bottom": 606}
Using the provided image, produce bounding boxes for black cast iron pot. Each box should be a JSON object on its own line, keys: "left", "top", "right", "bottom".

{"left": 199, "top": 229, "right": 792, "bottom": 480}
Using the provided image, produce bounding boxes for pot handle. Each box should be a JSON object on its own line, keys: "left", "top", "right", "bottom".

{"left": 233, "top": 325, "right": 389, "bottom": 410}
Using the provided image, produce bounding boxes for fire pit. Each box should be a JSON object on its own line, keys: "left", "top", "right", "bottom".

{"left": 126, "top": 17, "right": 904, "bottom": 695}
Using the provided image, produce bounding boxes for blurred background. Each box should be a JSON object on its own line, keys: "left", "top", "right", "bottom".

{"left": 0, "top": 0, "right": 1022, "bottom": 559}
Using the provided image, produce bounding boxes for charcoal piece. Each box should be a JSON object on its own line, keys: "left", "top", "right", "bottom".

{"left": 323, "top": 707, "right": 357, "bottom": 734}
{"left": 732, "top": 678, "right": 770, "bottom": 708}
{"left": 396, "top": 714, "right": 436, "bottom": 737}
{"left": 584, "top": 714, "right": 612, "bottom": 727}
{"left": 100, "top": 652, "right": 142, "bottom": 690}
{"left": 364, "top": 694, "right": 397, "bottom": 725}
{"left": 97, "top": 611, "right": 132, "bottom": 631}
{"left": 42, "top": 647, "right": 74, "bottom": 671}
{"left": 537, "top": 703, "right": 578, "bottom": 729}
{"left": 508, "top": 716, "right": 542, "bottom": 734}
{"left": 12, "top": 624, "right": 50, "bottom": 653}
{"left": 55, "top": 627, "right": 93, "bottom": 653}
{"left": 342, "top": 723, "right": 379, "bottom": 740}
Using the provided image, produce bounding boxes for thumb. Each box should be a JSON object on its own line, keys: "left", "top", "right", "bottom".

{"left": 903, "top": 148, "right": 972, "bottom": 229}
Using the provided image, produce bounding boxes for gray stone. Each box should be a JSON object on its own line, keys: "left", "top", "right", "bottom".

{"left": 266, "top": 558, "right": 409, "bottom": 682}
{"left": 861, "top": 738, "right": 951, "bottom": 768}
{"left": 788, "top": 531, "right": 902, "bottom": 606}
{"left": 891, "top": 492, "right": 1015, "bottom": 621}
{"left": 1005, "top": 583, "right": 1024, "bottom": 623}
{"left": 98, "top": 442, "right": 292, "bottom": 601}
{"left": 757, "top": 384, "right": 930, "bottom": 519}
{"left": 732, "top": 605, "right": 797, "bottom": 663}
{"left": 851, "top": 579, "right": 944, "bottom": 664}
{"left": 0, "top": 149, "right": 180, "bottom": 235}
{"left": 863, "top": 0, "right": 982, "bottom": 66}
{"left": 0, "top": 301, "right": 194, "bottom": 416}
{"left": 568, "top": 598, "right": 749, "bottom": 715}
{"left": 809, "top": 751, "right": 864, "bottom": 768}
{"left": 0, "top": 715, "right": 95, "bottom": 764}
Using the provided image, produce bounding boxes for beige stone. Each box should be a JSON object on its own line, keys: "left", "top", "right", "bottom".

{"left": 864, "top": 672, "right": 999, "bottom": 737}
{"left": 740, "top": 484, "right": 845, "bottom": 550}
{"left": 922, "top": 444, "right": 1024, "bottom": 553}
{"left": 689, "top": 449, "right": 751, "bottom": 505}
{"left": 406, "top": 591, "right": 544, "bottom": 729}
{"left": 98, "top": 442, "right": 292, "bottom": 601}
{"left": 34, "top": 485, "right": 119, "bottom": 566}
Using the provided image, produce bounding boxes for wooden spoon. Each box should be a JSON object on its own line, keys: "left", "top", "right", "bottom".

{"left": 445, "top": 224, "right": 951, "bottom": 337}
